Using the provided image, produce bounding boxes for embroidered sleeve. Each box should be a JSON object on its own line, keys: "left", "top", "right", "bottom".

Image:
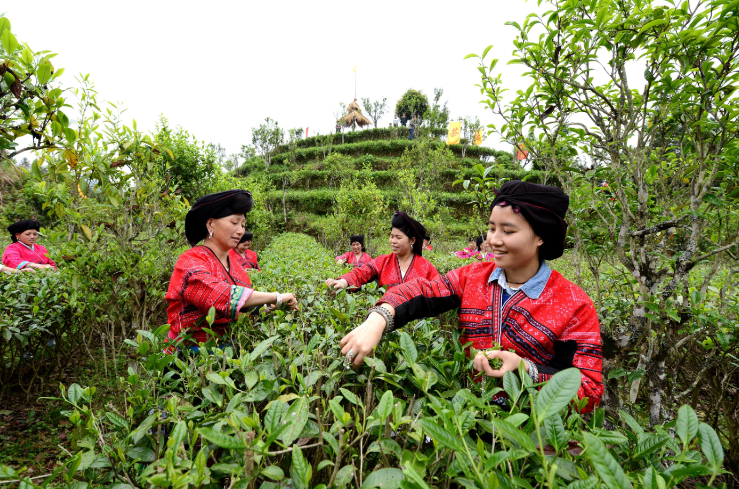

{"left": 536, "top": 300, "right": 604, "bottom": 413}
{"left": 179, "top": 262, "right": 254, "bottom": 320}
{"left": 335, "top": 252, "right": 350, "bottom": 262}
{"left": 339, "top": 258, "right": 380, "bottom": 287}
{"left": 378, "top": 266, "right": 467, "bottom": 329}
{"left": 2, "top": 245, "right": 29, "bottom": 269}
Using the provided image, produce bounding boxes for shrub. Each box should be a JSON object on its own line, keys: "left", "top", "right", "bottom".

{"left": 1, "top": 234, "right": 726, "bottom": 488}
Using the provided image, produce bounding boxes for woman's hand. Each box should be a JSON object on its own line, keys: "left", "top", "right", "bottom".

{"left": 19, "top": 267, "right": 35, "bottom": 273}
{"left": 325, "top": 278, "right": 348, "bottom": 291}
{"left": 340, "top": 313, "right": 386, "bottom": 369}
{"left": 473, "top": 350, "right": 528, "bottom": 378}
{"left": 31, "top": 264, "right": 54, "bottom": 270}
{"left": 280, "top": 293, "right": 299, "bottom": 310}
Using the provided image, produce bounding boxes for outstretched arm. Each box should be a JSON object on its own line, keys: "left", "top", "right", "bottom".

{"left": 340, "top": 271, "right": 466, "bottom": 368}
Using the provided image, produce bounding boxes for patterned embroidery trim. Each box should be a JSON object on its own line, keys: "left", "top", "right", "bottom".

{"left": 17, "top": 261, "right": 29, "bottom": 270}
{"left": 229, "top": 286, "right": 244, "bottom": 319}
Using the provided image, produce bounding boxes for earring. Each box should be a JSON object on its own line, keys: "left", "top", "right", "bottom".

{"left": 209, "top": 230, "right": 213, "bottom": 240}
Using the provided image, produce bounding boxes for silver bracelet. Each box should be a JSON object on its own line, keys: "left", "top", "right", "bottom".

{"left": 368, "top": 306, "right": 394, "bottom": 336}
{"left": 275, "top": 292, "right": 282, "bottom": 307}
{"left": 523, "top": 359, "right": 539, "bottom": 382}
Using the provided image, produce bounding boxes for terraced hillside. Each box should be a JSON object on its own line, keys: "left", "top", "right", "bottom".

{"left": 234, "top": 127, "right": 545, "bottom": 249}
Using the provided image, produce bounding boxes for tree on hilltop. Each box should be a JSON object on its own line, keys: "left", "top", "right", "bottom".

{"left": 395, "top": 89, "right": 429, "bottom": 119}
{"left": 251, "top": 117, "right": 284, "bottom": 170}
{"left": 361, "top": 97, "right": 388, "bottom": 128}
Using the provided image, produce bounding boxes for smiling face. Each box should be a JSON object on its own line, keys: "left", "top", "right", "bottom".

{"left": 207, "top": 215, "right": 246, "bottom": 250}
{"left": 389, "top": 228, "right": 415, "bottom": 256}
{"left": 351, "top": 241, "right": 362, "bottom": 254}
{"left": 236, "top": 240, "right": 251, "bottom": 254}
{"left": 16, "top": 229, "right": 39, "bottom": 246}
{"left": 487, "top": 205, "right": 542, "bottom": 270}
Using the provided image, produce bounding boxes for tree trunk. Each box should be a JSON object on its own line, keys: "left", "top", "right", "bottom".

{"left": 282, "top": 179, "right": 287, "bottom": 224}
{"left": 647, "top": 356, "right": 666, "bottom": 427}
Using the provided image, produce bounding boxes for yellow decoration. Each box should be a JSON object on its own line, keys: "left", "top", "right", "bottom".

{"left": 474, "top": 130, "right": 483, "bottom": 146}
{"left": 447, "top": 121, "right": 462, "bottom": 145}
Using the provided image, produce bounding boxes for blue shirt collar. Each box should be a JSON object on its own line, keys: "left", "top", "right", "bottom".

{"left": 488, "top": 261, "right": 551, "bottom": 300}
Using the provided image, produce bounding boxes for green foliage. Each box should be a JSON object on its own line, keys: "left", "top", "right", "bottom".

{"left": 395, "top": 89, "right": 429, "bottom": 119}
{"left": 2, "top": 234, "right": 725, "bottom": 488}
{"left": 153, "top": 117, "right": 220, "bottom": 202}
{"left": 361, "top": 97, "right": 388, "bottom": 128}
{"left": 251, "top": 117, "right": 284, "bottom": 170}
{"left": 0, "top": 16, "right": 71, "bottom": 162}
{"left": 469, "top": 0, "right": 739, "bottom": 444}
{"left": 422, "top": 88, "right": 450, "bottom": 131}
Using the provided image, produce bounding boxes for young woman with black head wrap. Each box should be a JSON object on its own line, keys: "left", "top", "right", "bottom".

{"left": 165, "top": 190, "right": 297, "bottom": 348}
{"left": 335, "top": 235, "right": 372, "bottom": 268}
{"left": 325, "top": 212, "right": 439, "bottom": 292}
{"left": 339, "top": 182, "right": 604, "bottom": 413}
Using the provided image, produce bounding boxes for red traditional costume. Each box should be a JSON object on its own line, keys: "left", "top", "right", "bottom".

{"left": 338, "top": 253, "right": 439, "bottom": 291}
{"left": 379, "top": 261, "right": 603, "bottom": 412}
{"left": 2, "top": 242, "right": 56, "bottom": 270}
{"left": 243, "top": 249, "right": 260, "bottom": 270}
{"left": 167, "top": 189, "right": 256, "bottom": 346}
{"left": 167, "top": 246, "right": 253, "bottom": 344}
{"left": 335, "top": 251, "right": 372, "bottom": 268}
{"left": 229, "top": 249, "right": 253, "bottom": 284}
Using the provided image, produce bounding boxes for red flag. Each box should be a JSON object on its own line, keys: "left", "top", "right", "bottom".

{"left": 306, "top": 127, "right": 309, "bottom": 138}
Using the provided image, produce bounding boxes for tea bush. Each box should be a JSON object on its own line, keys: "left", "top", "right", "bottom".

{"left": 0, "top": 234, "right": 726, "bottom": 488}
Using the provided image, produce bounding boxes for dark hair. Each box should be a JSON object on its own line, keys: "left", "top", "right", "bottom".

{"left": 390, "top": 212, "right": 425, "bottom": 256}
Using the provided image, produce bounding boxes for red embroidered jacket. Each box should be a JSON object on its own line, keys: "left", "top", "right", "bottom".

{"left": 335, "top": 251, "right": 373, "bottom": 268}
{"left": 2, "top": 242, "right": 57, "bottom": 269}
{"left": 229, "top": 249, "right": 253, "bottom": 285}
{"left": 241, "top": 249, "right": 260, "bottom": 270}
{"left": 338, "top": 253, "right": 439, "bottom": 291}
{"left": 166, "top": 246, "right": 253, "bottom": 344}
{"left": 379, "top": 261, "right": 603, "bottom": 412}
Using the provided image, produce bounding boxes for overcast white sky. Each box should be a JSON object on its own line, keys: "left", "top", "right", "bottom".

{"left": 7, "top": 1, "right": 542, "bottom": 157}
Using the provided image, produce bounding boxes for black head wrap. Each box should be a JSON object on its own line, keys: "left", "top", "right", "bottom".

{"left": 185, "top": 190, "right": 254, "bottom": 246}
{"left": 239, "top": 231, "right": 254, "bottom": 244}
{"left": 424, "top": 235, "right": 431, "bottom": 242}
{"left": 390, "top": 212, "right": 425, "bottom": 256}
{"left": 475, "top": 236, "right": 484, "bottom": 251}
{"left": 350, "top": 234, "right": 366, "bottom": 252}
{"left": 490, "top": 180, "right": 569, "bottom": 260}
{"left": 8, "top": 219, "right": 41, "bottom": 243}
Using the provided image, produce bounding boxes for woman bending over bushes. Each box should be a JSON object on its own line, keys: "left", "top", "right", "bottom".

{"left": 325, "top": 212, "right": 439, "bottom": 292}
{"left": 340, "top": 181, "right": 604, "bottom": 412}
{"left": 165, "top": 190, "right": 297, "bottom": 348}
{"left": 2, "top": 219, "right": 57, "bottom": 272}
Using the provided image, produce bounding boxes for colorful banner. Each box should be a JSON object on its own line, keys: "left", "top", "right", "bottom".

{"left": 474, "top": 130, "right": 483, "bottom": 146}
{"left": 516, "top": 144, "right": 528, "bottom": 160}
{"left": 305, "top": 127, "right": 309, "bottom": 139}
{"left": 447, "top": 121, "right": 462, "bottom": 145}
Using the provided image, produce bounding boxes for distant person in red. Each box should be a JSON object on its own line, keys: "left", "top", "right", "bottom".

{"left": 2, "top": 219, "right": 56, "bottom": 272}
{"left": 232, "top": 231, "right": 260, "bottom": 271}
{"left": 422, "top": 235, "right": 433, "bottom": 252}
{"left": 335, "top": 235, "right": 372, "bottom": 268}
{"left": 325, "top": 212, "right": 439, "bottom": 292}
{"left": 165, "top": 190, "right": 297, "bottom": 347}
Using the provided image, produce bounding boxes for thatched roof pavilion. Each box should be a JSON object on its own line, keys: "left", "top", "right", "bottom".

{"left": 340, "top": 98, "right": 372, "bottom": 130}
